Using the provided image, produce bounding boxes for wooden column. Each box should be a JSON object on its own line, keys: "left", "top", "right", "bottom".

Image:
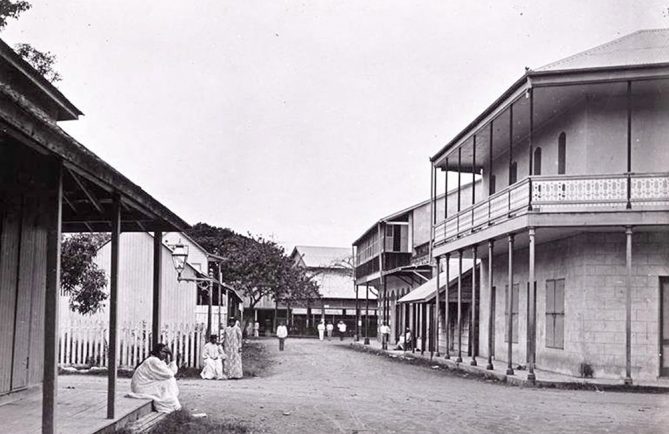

{"left": 506, "top": 234, "right": 515, "bottom": 376}
{"left": 508, "top": 104, "right": 514, "bottom": 185}
{"left": 528, "top": 88, "right": 534, "bottom": 210}
{"left": 488, "top": 122, "right": 494, "bottom": 195}
{"left": 435, "top": 255, "right": 441, "bottom": 356}
{"left": 420, "top": 303, "right": 426, "bottom": 355}
{"left": 208, "top": 279, "right": 213, "bottom": 336}
{"left": 457, "top": 250, "right": 463, "bottom": 362}
{"left": 43, "top": 159, "right": 62, "bottom": 434}
{"left": 355, "top": 285, "right": 359, "bottom": 341}
{"left": 528, "top": 228, "right": 536, "bottom": 382}
{"left": 472, "top": 135, "right": 477, "bottom": 205}
{"left": 107, "top": 194, "right": 121, "bottom": 419}
{"left": 444, "top": 253, "right": 450, "bottom": 359}
{"left": 411, "top": 303, "right": 417, "bottom": 353}
{"left": 430, "top": 164, "right": 435, "bottom": 260}
{"left": 486, "top": 240, "right": 494, "bottom": 370}
{"left": 457, "top": 148, "right": 462, "bottom": 213}
{"left": 625, "top": 226, "right": 633, "bottom": 384}
{"left": 626, "top": 81, "right": 632, "bottom": 210}
{"left": 470, "top": 245, "right": 478, "bottom": 366}
{"left": 152, "top": 231, "right": 162, "bottom": 348}
{"left": 364, "top": 284, "right": 370, "bottom": 345}
{"left": 444, "top": 159, "right": 449, "bottom": 219}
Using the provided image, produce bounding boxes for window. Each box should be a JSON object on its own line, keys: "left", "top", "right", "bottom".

{"left": 504, "top": 284, "right": 519, "bottom": 343}
{"left": 533, "top": 147, "right": 542, "bottom": 176}
{"left": 509, "top": 161, "right": 518, "bottom": 185}
{"left": 558, "top": 132, "right": 566, "bottom": 175}
{"left": 489, "top": 174, "right": 496, "bottom": 195}
{"left": 546, "top": 279, "right": 565, "bottom": 349}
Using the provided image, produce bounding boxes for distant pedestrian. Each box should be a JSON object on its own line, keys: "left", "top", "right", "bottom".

{"left": 317, "top": 321, "right": 325, "bottom": 341}
{"left": 380, "top": 322, "right": 390, "bottom": 350}
{"left": 253, "top": 321, "right": 260, "bottom": 338}
{"left": 276, "top": 321, "right": 288, "bottom": 351}
{"left": 337, "top": 320, "right": 347, "bottom": 341}
{"left": 326, "top": 322, "right": 334, "bottom": 341}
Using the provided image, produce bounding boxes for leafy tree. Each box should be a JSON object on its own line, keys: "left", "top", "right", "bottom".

{"left": 61, "top": 234, "right": 109, "bottom": 315}
{"left": 0, "top": 1, "right": 62, "bottom": 83}
{"left": 186, "top": 223, "right": 322, "bottom": 323}
{"left": 14, "top": 43, "right": 61, "bottom": 82}
{"left": 0, "top": 0, "right": 30, "bottom": 30}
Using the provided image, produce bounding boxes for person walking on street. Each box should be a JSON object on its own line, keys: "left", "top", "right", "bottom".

{"left": 337, "top": 320, "right": 347, "bottom": 341}
{"left": 276, "top": 321, "right": 288, "bottom": 351}
{"left": 317, "top": 320, "right": 325, "bottom": 341}
{"left": 326, "top": 322, "right": 334, "bottom": 341}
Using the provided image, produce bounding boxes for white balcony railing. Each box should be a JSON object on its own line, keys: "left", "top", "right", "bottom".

{"left": 433, "top": 172, "right": 669, "bottom": 245}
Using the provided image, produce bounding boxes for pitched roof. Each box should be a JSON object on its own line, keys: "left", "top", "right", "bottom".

{"left": 537, "top": 28, "right": 669, "bottom": 72}
{"left": 292, "top": 246, "right": 351, "bottom": 269}
{"left": 313, "top": 270, "right": 377, "bottom": 300}
{"left": 398, "top": 258, "right": 475, "bottom": 304}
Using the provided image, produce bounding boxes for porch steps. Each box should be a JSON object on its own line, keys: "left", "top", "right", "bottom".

{"left": 124, "top": 411, "right": 167, "bottom": 433}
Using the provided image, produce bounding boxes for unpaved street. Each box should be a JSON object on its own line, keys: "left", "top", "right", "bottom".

{"left": 177, "top": 339, "right": 669, "bottom": 433}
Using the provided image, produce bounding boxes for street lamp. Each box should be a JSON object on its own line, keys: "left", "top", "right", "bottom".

{"left": 171, "top": 243, "right": 189, "bottom": 278}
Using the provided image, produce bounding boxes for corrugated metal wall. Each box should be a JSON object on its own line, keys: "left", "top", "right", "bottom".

{"left": 60, "top": 232, "right": 199, "bottom": 327}
{"left": 0, "top": 144, "right": 48, "bottom": 395}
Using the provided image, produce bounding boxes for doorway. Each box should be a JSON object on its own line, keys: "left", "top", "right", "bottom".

{"left": 660, "top": 277, "right": 669, "bottom": 377}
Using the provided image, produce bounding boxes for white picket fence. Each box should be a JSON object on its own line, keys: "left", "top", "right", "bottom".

{"left": 58, "top": 320, "right": 208, "bottom": 369}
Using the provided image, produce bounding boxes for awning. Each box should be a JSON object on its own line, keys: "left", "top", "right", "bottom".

{"left": 398, "top": 259, "right": 475, "bottom": 304}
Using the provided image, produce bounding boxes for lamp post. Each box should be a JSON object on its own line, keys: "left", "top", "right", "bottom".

{"left": 170, "top": 242, "right": 221, "bottom": 337}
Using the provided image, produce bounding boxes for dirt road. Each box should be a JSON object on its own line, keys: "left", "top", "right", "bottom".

{"left": 177, "top": 338, "right": 669, "bottom": 433}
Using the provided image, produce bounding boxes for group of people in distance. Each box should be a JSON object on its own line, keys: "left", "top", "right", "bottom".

{"left": 316, "top": 320, "right": 347, "bottom": 341}
{"left": 127, "top": 318, "right": 244, "bottom": 413}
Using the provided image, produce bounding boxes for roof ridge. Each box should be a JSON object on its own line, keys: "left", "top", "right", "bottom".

{"left": 537, "top": 28, "right": 669, "bottom": 71}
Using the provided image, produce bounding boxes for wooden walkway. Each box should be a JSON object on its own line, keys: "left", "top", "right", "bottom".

{"left": 0, "top": 376, "right": 152, "bottom": 434}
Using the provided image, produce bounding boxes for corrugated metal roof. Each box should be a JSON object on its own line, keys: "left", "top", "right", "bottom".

{"left": 398, "top": 258, "right": 475, "bottom": 304}
{"left": 292, "top": 246, "right": 351, "bottom": 268}
{"left": 537, "top": 28, "right": 669, "bottom": 72}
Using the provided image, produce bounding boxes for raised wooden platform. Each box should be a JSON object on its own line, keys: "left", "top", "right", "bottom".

{"left": 0, "top": 376, "right": 152, "bottom": 434}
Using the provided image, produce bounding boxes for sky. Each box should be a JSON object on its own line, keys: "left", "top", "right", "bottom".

{"left": 3, "top": 1, "right": 668, "bottom": 249}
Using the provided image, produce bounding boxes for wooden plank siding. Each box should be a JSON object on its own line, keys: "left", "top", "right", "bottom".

{"left": 0, "top": 143, "right": 49, "bottom": 395}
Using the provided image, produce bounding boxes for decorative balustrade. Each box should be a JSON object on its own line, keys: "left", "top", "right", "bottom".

{"left": 433, "top": 173, "right": 669, "bottom": 245}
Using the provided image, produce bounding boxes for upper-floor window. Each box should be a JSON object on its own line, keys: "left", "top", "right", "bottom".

{"left": 509, "top": 161, "right": 518, "bottom": 185}
{"left": 558, "top": 132, "right": 566, "bottom": 175}
{"left": 533, "top": 147, "right": 542, "bottom": 176}
{"left": 385, "top": 223, "right": 409, "bottom": 252}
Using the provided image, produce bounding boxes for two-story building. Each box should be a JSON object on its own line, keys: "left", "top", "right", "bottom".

{"left": 354, "top": 181, "right": 480, "bottom": 344}
{"left": 429, "top": 29, "right": 669, "bottom": 383}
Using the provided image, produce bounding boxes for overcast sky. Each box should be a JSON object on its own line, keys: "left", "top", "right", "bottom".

{"left": 4, "top": 1, "right": 667, "bottom": 249}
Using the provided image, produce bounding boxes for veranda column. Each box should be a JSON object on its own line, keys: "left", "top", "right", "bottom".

{"left": 152, "top": 231, "right": 162, "bottom": 348}
{"left": 435, "top": 255, "right": 441, "bottom": 356}
{"left": 528, "top": 227, "right": 536, "bottom": 382}
{"left": 43, "top": 159, "right": 62, "bottom": 434}
{"left": 444, "top": 253, "right": 451, "bottom": 359}
{"left": 412, "top": 303, "right": 417, "bottom": 353}
{"left": 506, "top": 234, "right": 515, "bottom": 376}
{"left": 364, "top": 284, "right": 370, "bottom": 345}
{"left": 355, "top": 285, "right": 359, "bottom": 341}
{"left": 625, "top": 226, "right": 633, "bottom": 384}
{"left": 457, "top": 250, "right": 463, "bottom": 362}
{"left": 470, "top": 245, "right": 478, "bottom": 366}
{"left": 421, "top": 303, "right": 426, "bottom": 355}
{"left": 486, "top": 240, "right": 495, "bottom": 370}
{"left": 108, "top": 193, "right": 121, "bottom": 419}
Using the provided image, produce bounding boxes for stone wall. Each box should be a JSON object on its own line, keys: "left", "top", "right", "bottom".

{"left": 478, "top": 231, "right": 669, "bottom": 381}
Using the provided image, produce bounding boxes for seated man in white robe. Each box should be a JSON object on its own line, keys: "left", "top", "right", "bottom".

{"left": 201, "top": 334, "right": 225, "bottom": 380}
{"left": 127, "top": 343, "right": 181, "bottom": 413}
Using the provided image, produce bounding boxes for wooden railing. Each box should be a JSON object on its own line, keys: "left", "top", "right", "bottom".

{"left": 434, "top": 172, "right": 669, "bottom": 245}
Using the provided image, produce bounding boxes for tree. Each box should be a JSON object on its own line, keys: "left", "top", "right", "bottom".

{"left": 0, "top": 1, "right": 63, "bottom": 83}
{"left": 186, "top": 223, "right": 322, "bottom": 324}
{"left": 61, "top": 234, "right": 109, "bottom": 315}
{"left": 0, "top": 1, "right": 30, "bottom": 30}
{"left": 14, "top": 43, "right": 61, "bottom": 82}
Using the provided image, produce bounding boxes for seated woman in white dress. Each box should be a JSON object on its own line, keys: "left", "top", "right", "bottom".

{"left": 200, "top": 334, "right": 226, "bottom": 380}
{"left": 127, "top": 343, "right": 181, "bottom": 413}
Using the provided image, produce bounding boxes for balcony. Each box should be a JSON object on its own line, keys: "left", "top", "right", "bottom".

{"left": 355, "top": 252, "right": 412, "bottom": 280}
{"left": 434, "top": 172, "right": 669, "bottom": 245}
